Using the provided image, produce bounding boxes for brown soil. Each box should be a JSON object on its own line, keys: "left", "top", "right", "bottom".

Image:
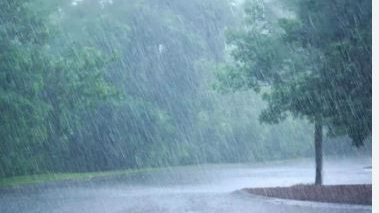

{"left": 243, "top": 184, "right": 371, "bottom": 205}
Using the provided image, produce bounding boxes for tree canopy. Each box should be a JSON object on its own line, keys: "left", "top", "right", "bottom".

{"left": 218, "top": 0, "right": 371, "bottom": 146}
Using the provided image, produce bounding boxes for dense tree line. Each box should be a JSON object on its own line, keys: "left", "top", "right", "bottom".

{"left": 0, "top": 0, "right": 371, "bottom": 177}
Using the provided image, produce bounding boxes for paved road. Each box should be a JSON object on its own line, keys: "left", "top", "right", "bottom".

{"left": 0, "top": 156, "right": 372, "bottom": 213}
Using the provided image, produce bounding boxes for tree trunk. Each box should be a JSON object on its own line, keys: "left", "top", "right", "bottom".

{"left": 314, "top": 115, "right": 323, "bottom": 185}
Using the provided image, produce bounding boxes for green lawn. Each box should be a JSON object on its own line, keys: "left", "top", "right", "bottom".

{"left": 0, "top": 168, "right": 156, "bottom": 188}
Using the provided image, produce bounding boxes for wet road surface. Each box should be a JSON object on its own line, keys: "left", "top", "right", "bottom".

{"left": 0, "top": 157, "right": 371, "bottom": 213}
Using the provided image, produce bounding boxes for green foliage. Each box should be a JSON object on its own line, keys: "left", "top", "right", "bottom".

{"left": 284, "top": 0, "right": 371, "bottom": 146}
{"left": 217, "top": 0, "right": 371, "bottom": 146}
{"left": 0, "top": 0, "right": 117, "bottom": 176}
{"left": 1, "top": 0, "right": 50, "bottom": 176}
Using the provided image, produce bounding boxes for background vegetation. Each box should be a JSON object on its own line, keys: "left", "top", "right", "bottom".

{"left": 0, "top": 0, "right": 371, "bottom": 178}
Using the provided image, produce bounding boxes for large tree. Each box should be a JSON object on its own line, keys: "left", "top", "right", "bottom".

{"left": 217, "top": 0, "right": 371, "bottom": 184}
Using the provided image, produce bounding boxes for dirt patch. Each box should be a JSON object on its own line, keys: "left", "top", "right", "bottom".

{"left": 243, "top": 184, "right": 371, "bottom": 205}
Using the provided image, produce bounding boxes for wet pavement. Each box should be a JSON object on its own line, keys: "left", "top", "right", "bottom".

{"left": 0, "top": 156, "right": 371, "bottom": 213}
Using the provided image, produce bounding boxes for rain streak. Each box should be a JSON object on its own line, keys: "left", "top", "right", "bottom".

{"left": 0, "top": 0, "right": 372, "bottom": 212}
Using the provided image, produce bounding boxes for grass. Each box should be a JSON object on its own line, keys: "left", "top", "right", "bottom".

{"left": 0, "top": 168, "right": 157, "bottom": 188}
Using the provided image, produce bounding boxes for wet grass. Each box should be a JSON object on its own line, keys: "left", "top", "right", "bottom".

{"left": 0, "top": 168, "right": 157, "bottom": 188}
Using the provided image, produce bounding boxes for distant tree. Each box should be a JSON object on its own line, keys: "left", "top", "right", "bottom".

{"left": 217, "top": 0, "right": 371, "bottom": 184}
{"left": 40, "top": 46, "right": 117, "bottom": 171}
